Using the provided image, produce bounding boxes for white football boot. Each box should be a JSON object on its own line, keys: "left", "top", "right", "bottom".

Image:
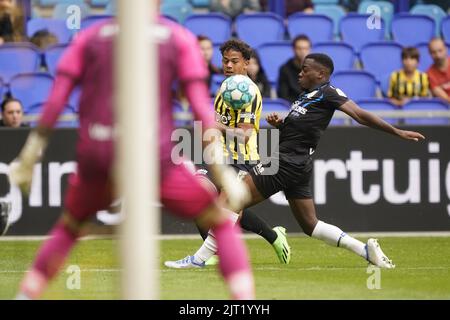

{"left": 164, "top": 255, "right": 205, "bottom": 269}
{"left": 366, "top": 238, "right": 396, "bottom": 269}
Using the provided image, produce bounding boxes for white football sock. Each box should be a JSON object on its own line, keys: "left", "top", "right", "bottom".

{"left": 194, "top": 232, "right": 217, "bottom": 263}
{"left": 312, "top": 220, "right": 367, "bottom": 259}
{"left": 194, "top": 209, "right": 240, "bottom": 264}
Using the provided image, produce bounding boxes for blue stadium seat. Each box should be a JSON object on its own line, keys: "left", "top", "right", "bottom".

{"left": 358, "top": 1, "right": 394, "bottom": 39}
{"left": 24, "top": 103, "right": 79, "bottom": 128}
{"left": 416, "top": 42, "right": 432, "bottom": 73}
{"left": 172, "top": 100, "right": 192, "bottom": 127}
{"left": 313, "top": 42, "right": 355, "bottom": 72}
{"left": 340, "top": 13, "right": 385, "bottom": 52}
{"left": 359, "top": 42, "right": 403, "bottom": 94}
{"left": 235, "top": 13, "right": 285, "bottom": 49}
{"left": 27, "top": 18, "right": 73, "bottom": 44}
{"left": 287, "top": 13, "right": 334, "bottom": 44}
{"left": 410, "top": 4, "right": 446, "bottom": 36}
{"left": 314, "top": 4, "right": 346, "bottom": 38}
{"left": 53, "top": 1, "right": 91, "bottom": 20}
{"left": 331, "top": 70, "right": 378, "bottom": 101}
{"left": 212, "top": 43, "right": 223, "bottom": 69}
{"left": 25, "top": 102, "right": 78, "bottom": 128}
{"left": 403, "top": 99, "right": 449, "bottom": 125}
{"left": 0, "top": 78, "right": 5, "bottom": 100}
{"left": 184, "top": 13, "right": 231, "bottom": 43}
{"left": 356, "top": 98, "right": 398, "bottom": 125}
{"left": 416, "top": 42, "right": 450, "bottom": 73}
{"left": 0, "top": 44, "right": 41, "bottom": 83}
{"left": 391, "top": 14, "right": 435, "bottom": 47}
{"left": 44, "top": 44, "right": 68, "bottom": 76}
{"left": 38, "top": 0, "right": 80, "bottom": 6}
{"left": 329, "top": 110, "right": 348, "bottom": 126}
{"left": 162, "top": 14, "right": 179, "bottom": 23}
{"left": 190, "top": 0, "right": 210, "bottom": 8}
{"left": 257, "top": 42, "right": 292, "bottom": 86}
{"left": 442, "top": 16, "right": 450, "bottom": 41}
{"left": 81, "top": 15, "right": 113, "bottom": 30}
{"left": 210, "top": 74, "right": 225, "bottom": 96}
{"left": 9, "top": 73, "right": 54, "bottom": 112}
{"left": 37, "top": 0, "right": 59, "bottom": 6}
{"left": 90, "top": 0, "right": 110, "bottom": 7}
{"left": 161, "top": 2, "right": 193, "bottom": 24}
{"left": 69, "top": 86, "right": 81, "bottom": 112}
{"left": 260, "top": 98, "right": 291, "bottom": 127}
{"left": 105, "top": 0, "right": 116, "bottom": 15}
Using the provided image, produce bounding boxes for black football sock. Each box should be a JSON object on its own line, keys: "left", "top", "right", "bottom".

{"left": 239, "top": 209, "right": 277, "bottom": 244}
{"left": 195, "top": 221, "right": 209, "bottom": 241}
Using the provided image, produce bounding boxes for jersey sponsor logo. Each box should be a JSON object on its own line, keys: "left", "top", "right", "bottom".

{"left": 239, "top": 113, "right": 256, "bottom": 120}
{"left": 88, "top": 123, "right": 115, "bottom": 141}
{"left": 252, "top": 163, "right": 264, "bottom": 176}
{"left": 215, "top": 111, "right": 232, "bottom": 125}
{"left": 306, "top": 90, "right": 319, "bottom": 99}
{"left": 290, "top": 101, "right": 308, "bottom": 116}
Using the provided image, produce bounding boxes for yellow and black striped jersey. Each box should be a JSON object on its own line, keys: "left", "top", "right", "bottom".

{"left": 388, "top": 69, "right": 430, "bottom": 99}
{"left": 214, "top": 80, "right": 262, "bottom": 162}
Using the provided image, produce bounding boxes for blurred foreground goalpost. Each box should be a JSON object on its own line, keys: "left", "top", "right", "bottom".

{"left": 116, "top": 0, "right": 159, "bottom": 299}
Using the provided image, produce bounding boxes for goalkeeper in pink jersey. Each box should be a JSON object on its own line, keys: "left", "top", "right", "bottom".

{"left": 10, "top": 17, "right": 254, "bottom": 300}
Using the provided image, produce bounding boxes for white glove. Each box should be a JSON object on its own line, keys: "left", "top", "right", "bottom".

{"left": 220, "top": 167, "right": 251, "bottom": 212}
{"left": 9, "top": 132, "right": 47, "bottom": 195}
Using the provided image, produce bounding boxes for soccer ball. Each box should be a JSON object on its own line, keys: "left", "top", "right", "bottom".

{"left": 220, "top": 75, "right": 257, "bottom": 110}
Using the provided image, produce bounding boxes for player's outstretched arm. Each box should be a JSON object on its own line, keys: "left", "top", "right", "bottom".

{"left": 339, "top": 100, "right": 426, "bottom": 142}
{"left": 9, "top": 74, "right": 77, "bottom": 195}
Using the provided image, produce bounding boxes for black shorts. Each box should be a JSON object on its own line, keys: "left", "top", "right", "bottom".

{"left": 195, "top": 162, "right": 257, "bottom": 189}
{"left": 249, "top": 157, "right": 313, "bottom": 200}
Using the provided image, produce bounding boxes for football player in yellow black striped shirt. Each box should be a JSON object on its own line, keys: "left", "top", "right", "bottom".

{"left": 213, "top": 75, "right": 262, "bottom": 162}
{"left": 165, "top": 40, "right": 291, "bottom": 269}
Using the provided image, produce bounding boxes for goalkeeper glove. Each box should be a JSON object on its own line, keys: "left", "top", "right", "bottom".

{"left": 9, "top": 131, "right": 48, "bottom": 195}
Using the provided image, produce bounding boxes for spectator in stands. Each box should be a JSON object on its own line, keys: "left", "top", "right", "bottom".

{"left": 260, "top": 0, "right": 314, "bottom": 16}
{"left": 388, "top": 47, "right": 430, "bottom": 107}
{"left": 0, "top": 0, "right": 25, "bottom": 44}
{"left": 427, "top": 38, "right": 450, "bottom": 104}
{"left": 0, "top": 97, "right": 28, "bottom": 128}
{"left": 248, "top": 51, "right": 271, "bottom": 97}
{"left": 339, "top": 0, "right": 359, "bottom": 12}
{"left": 30, "top": 30, "right": 58, "bottom": 50}
{"left": 278, "top": 34, "right": 311, "bottom": 102}
{"left": 197, "top": 35, "right": 222, "bottom": 88}
{"left": 210, "top": 0, "right": 261, "bottom": 19}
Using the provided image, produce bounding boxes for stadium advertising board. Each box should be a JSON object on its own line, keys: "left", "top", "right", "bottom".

{"left": 0, "top": 127, "right": 449, "bottom": 235}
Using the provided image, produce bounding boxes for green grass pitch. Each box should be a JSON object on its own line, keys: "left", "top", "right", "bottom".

{"left": 1, "top": 236, "right": 449, "bottom": 299}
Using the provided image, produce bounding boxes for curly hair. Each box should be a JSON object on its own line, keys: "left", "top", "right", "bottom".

{"left": 220, "top": 39, "right": 253, "bottom": 61}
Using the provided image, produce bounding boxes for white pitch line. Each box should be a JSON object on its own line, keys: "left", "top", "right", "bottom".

{"left": 1, "top": 266, "right": 449, "bottom": 274}
{"left": 2, "top": 231, "right": 450, "bottom": 242}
